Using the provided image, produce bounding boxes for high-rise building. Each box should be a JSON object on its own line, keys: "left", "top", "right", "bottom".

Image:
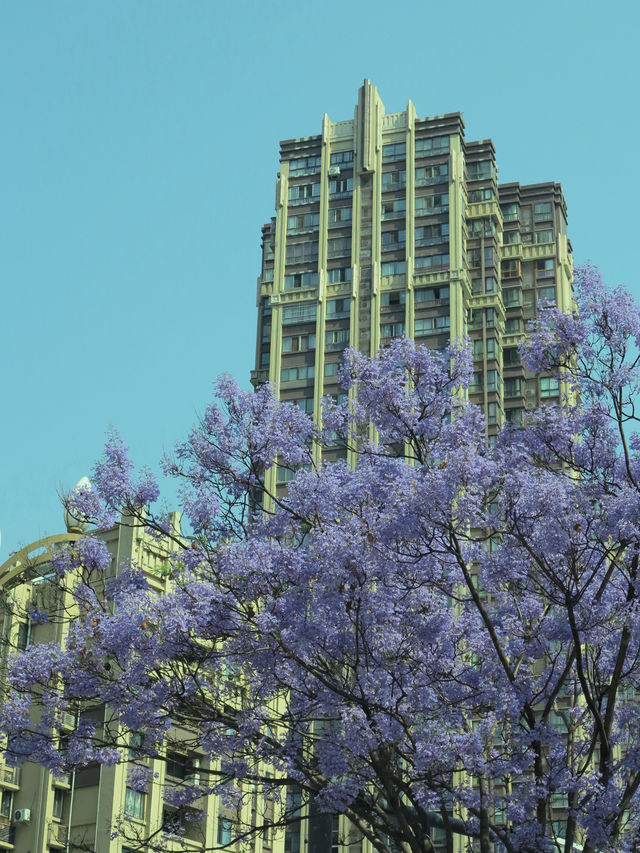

{"left": 253, "top": 80, "right": 572, "bottom": 488}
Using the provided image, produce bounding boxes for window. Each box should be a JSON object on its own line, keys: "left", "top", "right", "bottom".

{"left": 382, "top": 142, "right": 406, "bottom": 162}
{"left": 501, "top": 203, "right": 518, "bottom": 222}
{"left": 326, "top": 267, "right": 351, "bottom": 283}
{"left": 486, "top": 338, "right": 496, "bottom": 359}
{"left": 415, "top": 193, "right": 449, "bottom": 214}
{"left": 414, "top": 253, "right": 449, "bottom": 270}
{"left": 538, "top": 285, "right": 556, "bottom": 303}
{"left": 165, "top": 752, "right": 187, "bottom": 779}
{"left": 293, "top": 397, "right": 314, "bottom": 413}
{"left": 286, "top": 241, "right": 318, "bottom": 265}
{"left": 381, "top": 261, "right": 406, "bottom": 277}
{"left": 505, "top": 407, "right": 524, "bottom": 424}
{"left": 535, "top": 229, "right": 553, "bottom": 243}
{"left": 414, "top": 315, "right": 450, "bottom": 335}
{"left": 381, "top": 322, "right": 405, "bottom": 338}
{"left": 329, "top": 178, "right": 353, "bottom": 198}
{"left": 503, "top": 287, "right": 521, "bottom": 307}
{"left": 468, "top": 247, "right": 493, "bottom": 268}
{"left": 415, "top": 222, "right": 448, "bottom": 247}
{"left": 276, "top": 467, "right": 295, "bottom": 484}
{"left": 473, "top": 339, "right": 484, "bottom": 359}
{"left": 487, "top": 402, "right": 498, "bottom": 425}
{"left": 124, "top": 787, "right": 145, "bottom": 820}
{"left": 281, "top": 365, "right": 315, "bottom": 383}
{"left": 381, "top": 229, "right": 406, "bottom": 250}
{"left": 415, "top": 163, "right": 448, "bottom": 186}
{"left": 540, "top": 377, "right": 560, "bottom": 398}
{"left": 328, "top": 206, "right": 352, "bottom": 226}
{"left": 467, "top": 160, "right": 493, "bottom": 181}
{"left": 288, "top": 156, "right": 321, "bottom": 176}
{"left": 129, "top": 732, "right": 145, "bottom": 759}
{"left": 381, "top": 290, "right": 406, "bottom": 307}
{"left": 534, "top": 201, "right": 552, "bottom": 221}
{"left": 326, "top": 298, "right": 350, "bottom": 318}
{"left": 415, "top": 286, "right": 449, "bottom": 303}
{"left": 52, "top": 788, "right": 65, "bottom": 819}
{"left": 17, "top": 622, "right": 31, "bottom": 651}
{"left": 502, "top": 259, "right": 521, "bottom": 279}
{"left": 468, "top": 187, "right": 493, "bottom": 203}
{"left": 287, "top": 213, "right": 319, "bottom": 234}
{"left": 381, "top": 199, "right": 406, "bottom": 220}
{"left": 536, "top": 259, "right": 554, "bottom": 279}
{"left": 486, "top": 308, "right": 496, "bottom": 327}
{"left": 469, "top": 371, "right": 483, "bottom": 393}
{"left": 330, "top": 150, "right": 354, "bottom": 166}
{"left": 325, "top": 329, "right": 350, "bottom": 348}
{"left": 324, "top": 362, "right": 339, "bottom": 377}
{"left": 218, "top": 817, "right": 233, "bottom": 846}
{"left": 487, "top": 370, "right": 499, "bottom": 391}
{"left": 503, "top": 229, "right": 520, "bottom": 244}
{"left": 505, "top": 317, "right": 522, "bottom": 334}
{"left": 485, "top": 276, "right": 496, "bottom": 293}
{"left": 415, "top": 136, "right": 449, "bottom": 156}
{"left": 282, "top": 334, "right": 315, "bottom": 353}
{"left": 0, "top": 791, "right": 13, "bottom": 819}
{"left": 285, "top": 271, "right": 318, "bottom": 290}
{"left": 503, "top": 347, "right": 520, "bottom": 366}
{"left": 282, "top": 303, "right": 317, "bottom": 326}
{"left": 327, "top": 237, "right": 352, "bottom": 259}
{"left": 468, "top": 218, "right": 495, "bottom": 237}
{"left": 262, "top": 268, "right": 274, "bottom": 282}
{"left": 288, "top": 183, "right": 320, "bottom": 204}
{"left": 504, "top": 378, "right": 522, "bottom": 397}
{"left": 382, "top": 170, "right": 406, "bottom": 189}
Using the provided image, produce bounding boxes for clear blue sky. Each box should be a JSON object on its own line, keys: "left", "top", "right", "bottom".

{"left": 1, "top": 0, "right": 637, "bottom": 560}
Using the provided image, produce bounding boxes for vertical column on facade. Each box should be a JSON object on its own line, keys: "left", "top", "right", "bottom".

{"left": 405, "top": 100, "right": 416, "bottom": 348}
{"left": 448, "top": 135, "right": 467, "bottom": 346}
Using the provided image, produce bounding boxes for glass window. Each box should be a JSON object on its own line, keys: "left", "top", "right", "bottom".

{"left": 381, "top": 199, "right": 406, "bottom": 220}
{"left": 282, "top": 303, "right": 317, "bottom": 325}
{"left": 415, "top": 163, "right": 448, "bottom": 186}
{"left": 415, "top": 194, "right": 449, "bottom": 214}
{"left": 327, "top": 237, "right": 352, "bottom": 259}
{"left": 382, "top": 170, "right": 406, "bottom": 189}
{"left": 381, "top": 229, "right": 406, "bottom": 249}
{"left": 473, "top": 339, "right": 484, "bottom": 359}
{"left": 466, "top": 160, "right": 493, "bottom": 181}
{"left": 381, "top": 290, "right": 406, "bottom": 307}
{"left": 538, "top": 285, "right": 556, "bottom": 303}
{"left": 414, "top": 315, "right": 450, "bottom": 335}
{"left": 487, "top": 370, "right": 499, "bottom": 391}
{"left": 326, "top": 267, "right": 351, "bottom": 283}
{"left": 486, "top": 338, "right": 496, "bottom": 359}
{"left": 288, "top": 183, "right": 320, "bottom": 204}
{"left": 468, "top": 188, "right": 494, "bottom": 203}
{"left": 415, "top": 222, "right": 448, "bottom": 247}
{"left": 286, "top": 241, "right": 318, "bottom": 265}
{"left": 414, "top": 286, "right": 449, "bottom": 303}
{"left": 503, "top": 229, "right": 520, "bottom": 244}
{"left": 540, "top": 377, "right": 560, "bottom": 397}
{"left": 503, "top": 287, "right": 521, "bottom": 306}
{"left": 415, "top": 136, "right": 449, "bottom": 156}
{"left": 504, "top": 378, "right": 522, "bottom": 397}
{"left": 330, "top": 150, "right": 354, "bottom": 166}
{"left": 382, "top": 142, "right": 406, "bottom": 162}
{"left": 53, "top": 788, "right": 65, "bottom": 819}
{"left": 324, "top": 362, "right": 339, "bottom": 377}
{"left": 0, "top": 791, "right": 13, "bottom": 819}
{"left": 381, "top": 261, "right": 406, "bottom": 276}
{"left": 124, "top": 788, "right": 145, "bottom": 820}
{"left": 328, "top": 206, "right": 352, "bottom": 226}
{"left": 536, "top": 259, "right": 554, "bottom": 278}
{"left": 284, "top": 271, "right": 318, "bottom": 290}
{"left": 326, "top": 298, "right": 350, "bottom": 318}
{"left": 381, "top": 322, "right": 405, "bottom": 338}
{"left": 505, "top": 317, "right": 522, "bottom": 334}
{"left": 487, "top": 402, "right": 498, "bottom": 425}
{"left": 329, "top": 178, "right": 353, "bottom": 198}
{"left": 469, "top": 371, "right": 483, "bottom": 393}
{"left": 501, "top": 259, "right": 521, "bottom": 279}
{"left": 218, "top": 817, "right": 233, "bottom": 845}
{"left": 282, "top": 334, "right": 315, "bottom": 353}
{"left": 288, "top": 156, "right": 322, "bottom": 176}
{"left": 414, "top": 253, "right": 449, "bottom": 270}
{"left": 287, "top": 213, "right": 319, "bottom": 234}
{"left": 535, "top": 229, "right": 553, "bottom": 243}
{"left": 534, "top": 202, "right": 552, "bottom": 221}
{"left": 281, "top": 365, "right": 315, "bottom": 383}
{"left": 325, "top": 329, "right": 350, "bottom": 348}
{"left": 17, "top": 622, "right": 31, "bottom": 651}
{"left": 504, "top": 347, "right": 520, "bottom": 366}
{"left": 501, "top": 203, "right": 518, "bottom": 222}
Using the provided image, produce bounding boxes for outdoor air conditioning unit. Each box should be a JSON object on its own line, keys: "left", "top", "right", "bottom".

{"left": 14, "top": 809, "right": 31, "bottom": 823}
{"left": 328, "top": 166, "right": 340, "bottom": 176}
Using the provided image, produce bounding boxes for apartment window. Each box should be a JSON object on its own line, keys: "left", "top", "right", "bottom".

{"left": 327, "top": 237, "right": 352, "bottom": 259}
{"left": 381, "top": 290, "right": 406, "bottom": 307}
{"left": 260, "top": 351, "right": 270, "bottom": 367}
{"left": 415, "top": 193, "right": 449, "bottom": 214}
{"left": 124, "top": 788, "right": 145, "bottom": 820}
{"left": 381, "top": 321, "right": 405, "bottom": 338}
{"left": 540, "top": 377, "right": 560, "bottom": 398}
{"left": 505, "top": 407, "right": 524, "bottom": 424}
{"left": 17, "top": 621, "right": 31, "bottom": 651}
{"left": 469, "top": 218, "right": 495, "bottom": 237}
{"left": 501, "top": 203, "right": 518, "bottom": 222}
{"left": 283, "top": 334, "right": 315, "bottom": 353}
{"left": 53, "top": 788, "right": 65, "bottom": 819}
{"left": 466, "top": 160, "right": 493, "bottom": 181}
{"left": 282, "top": 303, "right": 317, "bottom": 325}
{"left": 382, "top": 142, "right": 406, "bottom": 162}
{"left": 129, "top": 732, "right": 145, "bottom": 759}
{"left": 288, "top": 156, "right": 321, "bottom": 176}
{"left": 486, "top": 337, "right": 496, "bottom": 359}
{"left": 505, "top": 317, "right": 522, "bottom": 334}
{"left": 414, "top": 315, "right": 450, "bottom": 335}
{"left": 287, "top": 213, "right": 319, "bottom": 234}
{"left": 0, "top": 791, "right": 13, "bottom": 819}
{"left": 484, "top": 247, "right": 495, "bottom": 266}
{"left": 415, "top": 163, "right": 448, "bottom": 186}
{"left": 326, "top": 267, "right": 351, "bottom": 283}
{"left": 538, "top": 285, "right": 556, "bottom": 303}
{"left": 535, "top": 229, "right": 553, "bottom": 244}
{"left": 326, "top": 298, "right": 350, "bottom": 318}
{"left": 504, "top": 378, "right": 522, "bottom": 397}
{"left": 473, "top": 339, "right": 484, "bottom": 359}
{"left": 536, "top": 259, "right": 554, "bottom": 279}
{"left": 504, "top": 347, "right": 520, "bottom": 366}
{"left": 381, "top": 229, "right": 406, "bottom": 249}
{"left": 414, "top": 253, "right": 449, "bottom": 270}
{"left": 324, "top": 362, "right": 340, "bottom": 377}
{"left": 487, "top": 402, "right": 498, "bottom": 425}
{"left": 325, "top": 329, "right": 350, "bottom": 348}
{"left": 487, "top": 370, "right": 499, "bottom": 391}
{"left": 288, "top": 183, "right": 320, "bottom": 204}
{"left": 503, "top": 287, "right": 522, "bottom": 307}
{"left": 382, "top": 170, "right": 406, "bottom": 190}
{"left": 468, "top": 188, "right": 494, "bottom": 203}
{"left": 293, "top": 398, "right": 314, "bottom": 413}
{"left": 502, "top": 259, "right": 521, "bottom": 279}
{"left": 276, "top": 467, "right": 296, "bottom": 484}
{"left": 470, "top": 371, "right": 483, "bottom": 393}
{"left": 503, "top": 229, "right": 520, "bottom": 244}
{"left": 415, "top": 286, "right": 449, "bottom": 304}
{"left": 381, "top": 199, "right": 406, "bottom": 220}
{"left": 415, "top": 136, "right": 449, "bottom": 156}
{"left": 381, "top": 261, "right": 406, "bottom": 277}
{"left": 218, "top": 817, "right": 233, "bottom": 846}
{"left": 262, "top": 268, "right": 274, "bottom": 282}
{"left": 329, "top": 177, "right": 353, "bottom": 198}
{"left": 285, "top": 271, "right": 318, "bottom": 290}
{"left": 286, "top": 241, "right": 318, "bottom": 265}
{"left": 534, "top": 202, "right": 552, "bottom": 221}
{"left": 486, "top": 308, "right": 496, "bottom": 327}
{"left": 328, "top": 206, "right": 352, "bottom": 226}
{"left": 485, "top": 276, "right": 496, "bottom": 293}
{"left": 330, "top": 150, "right": 354, "bottom": 166}
{"left": 281, "top": 365, "right": 315, "bottom": 383}
{"left": 415, "top": 222, "right": 449, "bottom": 247}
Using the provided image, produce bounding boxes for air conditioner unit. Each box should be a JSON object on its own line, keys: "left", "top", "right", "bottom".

{"left": 328, "top": 166, "right": 340, "bottom": 176}
{"left": 14, "top": 809, "right": 31, "bottom": 823}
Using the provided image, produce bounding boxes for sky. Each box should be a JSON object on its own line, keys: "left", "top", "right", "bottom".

{"left": 1, "top": 0, "right": 638, "bottom": 561}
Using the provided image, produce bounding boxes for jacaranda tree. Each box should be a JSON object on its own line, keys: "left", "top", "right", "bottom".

{"left": 4, "top": 265, "right": 640, "bottom": 853}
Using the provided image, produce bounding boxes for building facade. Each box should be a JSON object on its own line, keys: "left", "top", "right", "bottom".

{"left": 253, "top": 80, "right": 572, "bottom": 493}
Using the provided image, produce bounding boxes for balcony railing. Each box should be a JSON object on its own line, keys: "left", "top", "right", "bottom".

{"left": 0, "top": 824, "right": 16, "bottom": 847}
{"left": 48, "top": 821, "right": 68, "bottom": 848}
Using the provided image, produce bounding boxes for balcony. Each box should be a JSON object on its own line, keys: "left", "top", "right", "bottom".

{"left": 0, "top": 823, "right": 15, "bottom": 849}
{"left": 48, "top": 821, "right": 68, "bottom": 848}
{"left": 0, "top": 767, "right": 19, "bottom": 789}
